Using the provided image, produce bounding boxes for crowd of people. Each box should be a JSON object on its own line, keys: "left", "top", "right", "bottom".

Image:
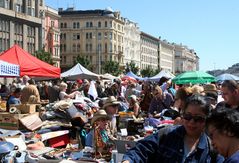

{"left": 1, "top": 75, "right": 239, "bottom": 162}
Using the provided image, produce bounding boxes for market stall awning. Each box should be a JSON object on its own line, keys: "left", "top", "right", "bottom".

{"left": 61, "top": 63, "right": 99, "bottom": 80}
{"left": 0, "top": 45, "right": 60, "bottom": 78}
{"left": 148, "top": 69, "right": 175, "bottom": 81}
{"left": 0, "top": 60, "right": 20, "bottom": 77}
{"left": 172, "top": 71, "right": 215, "bottom": 84}
{"left": 216, "top": 73, "right": 239, "bottom": 82}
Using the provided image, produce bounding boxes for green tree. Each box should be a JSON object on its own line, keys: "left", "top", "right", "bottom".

{"left": 103, "top": 61, "right": 122, "bottom": 76}
{"left": 74, "top": 55, "right": 91, "bottom": 69}
{"left": 140, "top": 66, "right": 155, "bottom": 77}
{"left": 125, "top": 61, "right": 139, "bottom": 74}
{"left": 34, "top": 49, "right": 53, "bottom": 65}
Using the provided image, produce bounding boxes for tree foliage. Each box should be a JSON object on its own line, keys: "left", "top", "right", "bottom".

{"left": 140, "top": 66, "right": 160, "bottom": 77}
{"left": 34, "top": 50, "right": 53, "bottom": 65}
{"left": 125, "top": 61, "right": 139, "bottom": 75}
{"left": 103, "top": 61, "right": 123, "bottom": 76}
{"left": 74, "top": 55, "right": 91, "bottom": 70}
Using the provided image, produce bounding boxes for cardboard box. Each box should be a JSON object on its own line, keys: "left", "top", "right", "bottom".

{"left": 0, "top": 112, "right": 27, "bottom": 130}
{"left": 0, "top": 112, "right": 40, "bottom": 130}
{"left": 10, "top": 104, "right": 36, "bottom": 114}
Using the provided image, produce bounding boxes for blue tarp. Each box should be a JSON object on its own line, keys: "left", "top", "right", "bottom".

{"left": 125, "top": 71, "right": 145, "bottom": 81}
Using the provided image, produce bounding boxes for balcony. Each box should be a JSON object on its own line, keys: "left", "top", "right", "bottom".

{"left": 50, "top": 26, "right": 60, "bottom": 33}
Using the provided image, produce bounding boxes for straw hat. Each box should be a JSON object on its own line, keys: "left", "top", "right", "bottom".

{"left": 103, "top": 96, "right": 120, "bottom": 109}
{"left": 91, "top": 109, "right": 111, "bottom": 125}
{"left": 203, "top": 84, "right": 217, "bottom": 94}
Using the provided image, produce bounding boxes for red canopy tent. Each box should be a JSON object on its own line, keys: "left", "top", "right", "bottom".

{"left": 0, "top": 45, "right": 60, "bottom": 78}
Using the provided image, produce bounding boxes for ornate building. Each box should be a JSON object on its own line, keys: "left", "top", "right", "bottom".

{"left": 123, "top": 19, "right": 141, "bottom": 69}
{"left": 44, "top": 6, "right": 61, "bottom": 67}
{"left": 59, "top": 7, "right": 125, "bottom": 74}
{"left": 174, "top": 43, "right": 199, "bottom": 74}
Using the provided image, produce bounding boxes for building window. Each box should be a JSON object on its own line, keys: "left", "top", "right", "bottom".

{"left": 90, "top": 22, "right": 93, "bottom": 27}
{"left": 98, "top": 21, "right": 101, "bottom": 28}
{"left": 105, "top": 43, "right": 107, "bottom": 53}
{"left": 77, "top": 34, "right": 80, "bottom": 40}
{"left": 16, "top": 4, "right": 21, "bottom": 13}
{"left": 73, "top": 22, "right": 76, "bottom": 29}
{"left": 39, "top": 0, "right": 43, "bottom": 6}
{"left": 63, "top": 56, "right": 66, "bottom": 63}
{"left": 64, "top": 44, "right": 66, "bottom": 52}
{"left": 77, "top": 22, "right": 80, "bottom": 28}
{"left": 86, "top": 22, "right": 89, "bottom": 27}
{"left": 98, "top": 32, "right": 102, "bottom": 40}
{"left": 89, "top": 44, "right": 92, "bottom": 52}
{"left": 27, "top": 7, "right": 31, "bottom": 15}
{"left": 51, "top": 21, "right": 54, "bottom": 27}
{"left": 109, "top": 43, "right": 112, "bottom": 52}
{"left": 86, "top": 33, "right": 88, "bottom": 39}
{"left": 103, "top": 32, "right": 107, "bottom": 39}
{"left": 0, "top": 0, "right": 4, "bottom": 8}
{"left": 32, "top": 8, "right": 35, "bottom": 16}
{"left": 27, "top": 0, "right": 31, "bottom": 6}
{"left": 110, "top": 21, "right": 112, "bottom": 28}
{"left": 77, "top": 44, "right": 80, "bottom": 52}
{"left": 105, "top": 21, "right": 107, "bottom": 27}
{"left": 64, "top": 23, "right": 67, "bottom": 28}
{"left": 109, "top": 32, "right": 112, "bottom": 40}
{"left": 60, "top": 23, "right": 64, "bottom": 28}
{"left": 72, "top": 44, "right": 76, "bottom": 52}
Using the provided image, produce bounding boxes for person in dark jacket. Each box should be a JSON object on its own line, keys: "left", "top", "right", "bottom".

{"left": 206, "top": 108, "right": 239, "bottom": 163}
{"left": 122, "top": 95, "right": 224, "bottom": 163}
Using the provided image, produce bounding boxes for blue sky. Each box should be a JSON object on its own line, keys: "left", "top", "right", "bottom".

{"left": 45, "top": 0, "right": 239, "bottom": 71}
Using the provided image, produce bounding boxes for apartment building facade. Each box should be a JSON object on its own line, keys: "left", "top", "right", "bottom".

{"left": 44, "top": 6, "right": 60, "bottom": 67}
{"left": 174, "top": 43, "right": 199, "bottom": 74}
{"left": 0, "top": 0, "right": 44, "bottom": 54}
{"left": 159, "top": 39, "right": 175, "bottom": 73}
{"left": 59, "top": 7, "right": 125, "bottom": 74}
{"left": 140, "top": 32, "right": 159, "bottom": 70}
{"left": 123, "top": 19, "right": 141, "bottom": 69}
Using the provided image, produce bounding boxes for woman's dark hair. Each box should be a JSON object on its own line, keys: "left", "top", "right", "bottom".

{"left": 184, "top": 94, "right": 210, "bottom": 116}
{"left": 14, "top": 88, "right": 21, "bottom": 94}
{"left": 206, "top": 108, "right": 239, "bottom": 138}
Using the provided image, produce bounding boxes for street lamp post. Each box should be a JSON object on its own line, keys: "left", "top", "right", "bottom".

{"left": 98, "top": 44, "right": 101, "bottom": 74}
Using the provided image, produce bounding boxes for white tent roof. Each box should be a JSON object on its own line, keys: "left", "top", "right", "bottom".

{"left": 0, "top": 60, "right": 20, "bottom": 77}
{"left": 61, "top": 63, "right": 99, "bottom": 80}
{"left": 101, "top": 73, "right": 119, "bottom": 80}
{"left": 148, "top": 69, "right": 175, "bottom": 81}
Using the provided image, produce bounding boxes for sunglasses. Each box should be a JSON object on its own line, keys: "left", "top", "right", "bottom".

{"left": 182, "top": 114, "right": 206, "bottom": 123}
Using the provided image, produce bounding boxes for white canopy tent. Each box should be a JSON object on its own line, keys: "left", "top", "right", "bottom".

{"left": 0, "top": 60, "right": 20, "bottom": 77}
{"left": 148, "top": 69, "right": 175, "bottom": 81}
{"left": 61, "top": 63, "right": 100, "bottom": 80}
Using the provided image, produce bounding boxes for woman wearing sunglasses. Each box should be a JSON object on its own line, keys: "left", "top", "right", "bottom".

{"left": 122, "top": 95, "right": 224, "bottom": 163}
{"left": 206, "top": 108, "right": 239, "bottom": 163}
